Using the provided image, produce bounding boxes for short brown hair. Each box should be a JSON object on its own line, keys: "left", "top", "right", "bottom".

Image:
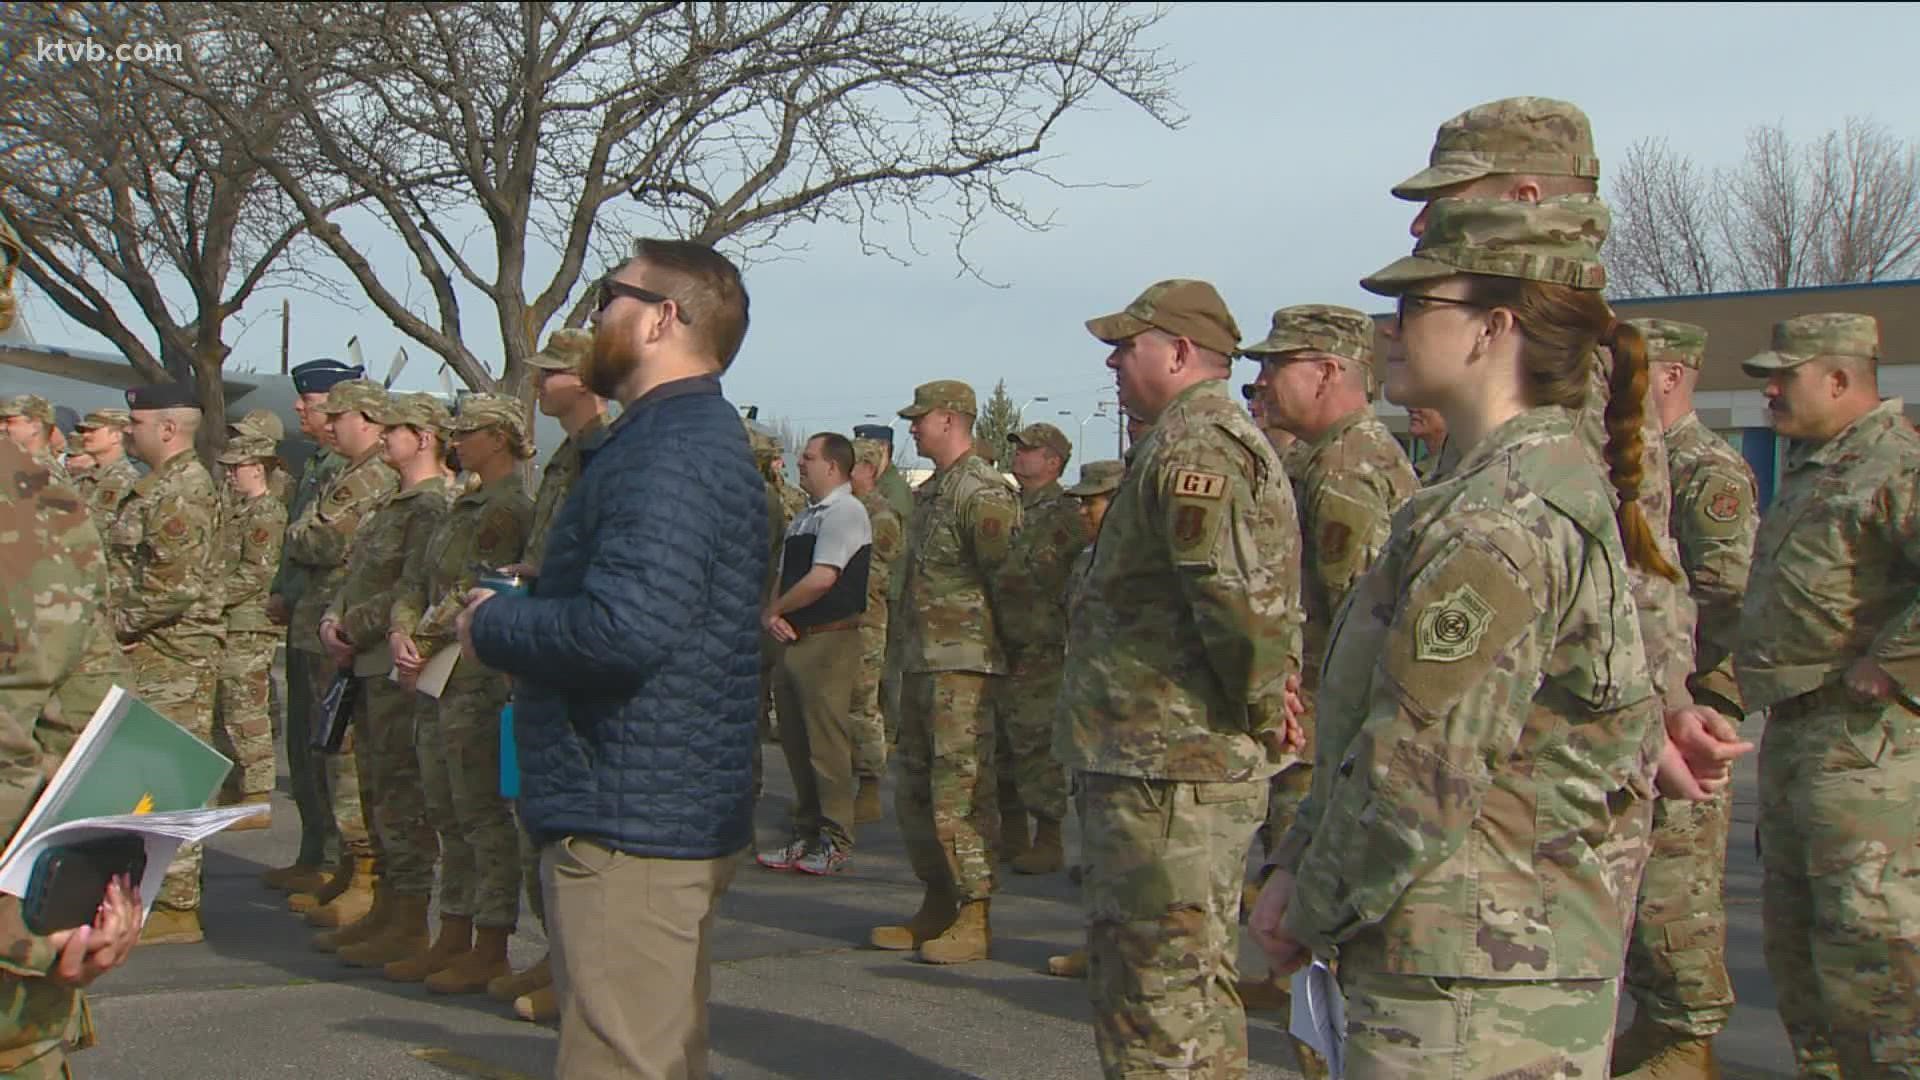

{"left": 631, "top": 237, "right": 751, "bottom": 370}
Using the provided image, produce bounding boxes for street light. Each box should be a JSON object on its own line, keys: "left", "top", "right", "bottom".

{"left": 1079, "top": 403, "right": 1110, "bottom": 448}
{"left": 1017, "top": 395, "right": 1050, "bottom": 424}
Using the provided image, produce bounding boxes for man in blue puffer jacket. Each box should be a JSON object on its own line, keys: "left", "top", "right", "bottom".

{"left": 458, "top": 238, "right": 764, "bottom": 1080}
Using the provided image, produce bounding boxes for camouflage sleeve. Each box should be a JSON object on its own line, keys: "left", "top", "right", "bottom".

{"left": 871, "top": 508, "right": 905, "bottom": 567}
{"left": 340, "top": 502, "right": 442, "bottom": 648}
{"left": 1158, "top": 436, "right": 1300, "bottom": 732}
{"left": 227, "top": 503, "right": 287, "bottom": 621}
{"left": 1675, "top": 464, "right": 1758, "bottom": 718}
{"left": 1868, "top": 468, "right": 1920, "bottom": 691}
{"left": 1283, "top": 512, "right": 1550, "bottom": 953}
{"left": 113, "top": 489, "right": 217, "bottom": 640}
{"left": 418, "top": 499, "right": 529, "bottom": 645}
{"left": 387, "top": 518, "right": 435, "bottom": 642}
{"left": 961, "top": 484, "right": 1020, "bottom": 576}
{"left": 1309, "top": 472, "right": 1397, "bottom": 620}
{"left": 283, "top": 476, "right": 385, "bottom": 571}
{"left": 993, "top": 501, "right": 1090, "bottom": 649}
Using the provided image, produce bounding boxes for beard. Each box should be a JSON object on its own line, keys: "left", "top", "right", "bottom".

{"left": 583, "top": 329, "right": 639, "bottom": 399}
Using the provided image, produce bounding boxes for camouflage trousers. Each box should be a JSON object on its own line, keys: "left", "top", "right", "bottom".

{"left": 992, "top": 649, "right": 1068, "bottom": 823}
{"left": 1078, "top": 771, "right": 1267, "bottom": 1080}
{"left": 304, "top": 652, "right": 371, "bottom": 864}
{"left": 131, "top": 643, "right": 216, "bottom": 914}
{"left": 1339, "top": 969, "right": 1618, "bottom": 1078}
{"left": 896, "top": 671, "right": 1000, "bottom": 903}
{"left": 1624, "top": 788, "right": 1735, "bottom": 1037}
{"left": 1759, "top": 695, "right": 1920, "bottom": 1079}
{"left": 0, "top": 964, "right": 89, "bottom": 1080}
{"left": 418, "top": 673, "right": 521, "bottom": 929}
{"left": 213, "top": 630, "right": 279, "bottom": 801}
{"left": 284, "top": 642, "right": 334, "bottom": 866}
{"left": 363, "top": 677, "right": 437, "bottom": 898}
{"left": 851, "top": 621, "right": 889, "bottom": 781}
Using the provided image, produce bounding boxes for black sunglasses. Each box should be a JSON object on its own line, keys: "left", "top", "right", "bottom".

{"left": 1395, "top": 293, "right": 1484, "bottom": 322}
{"left": 596, "top": 278, "right": 692, "bottom": 323}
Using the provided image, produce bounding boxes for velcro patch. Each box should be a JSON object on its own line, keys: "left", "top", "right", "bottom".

{"left": 1172, "top": 468, "right": 1226, "bottom": 500}
{"left": 1414, "top": 584, "right": 1494, "bottom": 663}
{"left": 1704, "top": 483, "right": 1741, "bottom": 523}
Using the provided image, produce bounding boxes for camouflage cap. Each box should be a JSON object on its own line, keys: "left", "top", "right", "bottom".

{"left": 1010, "top": 421, "right": 1072, "bottom": 464}
{"left": 1392, "top": 96, "right": 1599, "bottom": 201}
{"left": 526, "top": 327, "right": 593, "bottom": 372}
{"left": 1065, "top": 459, "right": 1124, "bottom": 497}
{"left": 1740, "top": 313, "right": 1880, "bottom": 376}
{"left": 74, "top": 407, "right": 131, "bottom": 432}
{"left": 228, "top": 408, "right": 285, "bottom": 443}
{"left": 0, "top": 394, "right": 55, "bottom": 425}
{"left": 898, "top": 379, "right": 978, "bottom": 419}
{"left": 1239, "top": 304, "right": 1375, "bottom": 365}
{"left": 449, "top": 392, "right": 530, "bottom": 442}
{"left": 370, "top": 391, "right": 453, "bottom": 432}
{"left": 1086, "top": 279, "right": 1241, "bottom": 356}
{"left": 852, "top": 439, "right": 887, "bottom": 471}
{"left": 316, "top": 378, "right": 388, "bottom": 416}
{"left": 1361, "top": 195, "right": 1609, "bottom": 296}
{"left": 1628, "top": 318, "right": 1708, "bottom": 370}
{"left": 216, "top": 434, "right": 279, "bottom": 465}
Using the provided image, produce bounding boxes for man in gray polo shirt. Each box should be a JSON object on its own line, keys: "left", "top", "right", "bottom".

{"left": 759, "top": 431, "right": 875, "bottom": 875}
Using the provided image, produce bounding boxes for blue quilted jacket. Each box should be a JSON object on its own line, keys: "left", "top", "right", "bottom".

{"left": 470, "top": 375, "right": 766, "bottom": 859}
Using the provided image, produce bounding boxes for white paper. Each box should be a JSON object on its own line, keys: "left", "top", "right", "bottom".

{"left": 395, "top": 643, "right": 461, "bottom": 699}
{"left": 1288, "top": 960, "right": 1346, "bottom": 1078}
{"left": 0, "top": 805, "right": 268, "bottom": 920}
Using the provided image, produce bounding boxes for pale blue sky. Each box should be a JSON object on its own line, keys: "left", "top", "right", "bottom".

{"left": 19, "top": 2, "right": 1920, "bottom": 466}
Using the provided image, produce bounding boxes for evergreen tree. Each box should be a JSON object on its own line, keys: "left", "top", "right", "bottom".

{"left": 972, "top": 379, "right": 1021, "bottom": 468}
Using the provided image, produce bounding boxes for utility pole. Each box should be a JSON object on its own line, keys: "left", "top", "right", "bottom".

{"left": 280, "top": 298, "right": 290, "bottom": 375}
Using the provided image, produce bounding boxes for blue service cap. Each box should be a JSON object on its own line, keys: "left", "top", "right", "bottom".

{"left": 290, "top": 358, "right": 366, "bottom": 395}
{"left": 851, "top": 423, "right": 893, "bottom": 445}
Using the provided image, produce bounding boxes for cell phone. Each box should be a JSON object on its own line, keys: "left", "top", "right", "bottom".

{"left": 21, "top": 836, "right": 147, "bottom": 935}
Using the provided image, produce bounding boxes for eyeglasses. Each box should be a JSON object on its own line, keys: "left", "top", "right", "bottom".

{"left": 1394, "top": 293, "right": 1484, "bottom": 323}
{"left": 596, "top": 278, "right": 692, "bottom": 323}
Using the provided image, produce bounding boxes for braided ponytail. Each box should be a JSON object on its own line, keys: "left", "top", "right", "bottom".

{"left": 1600, "top": 319, "right": 1681, "bottom": 580}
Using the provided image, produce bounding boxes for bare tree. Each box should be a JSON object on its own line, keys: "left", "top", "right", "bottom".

{"left": 1609, "top": 117, "right": 1920, "bottom": 298}
{"left": 158, "top": 2, "right": 1180, "bottom": 395}
{"left": 0, "top": 3, "right": 348, "bottom": 453}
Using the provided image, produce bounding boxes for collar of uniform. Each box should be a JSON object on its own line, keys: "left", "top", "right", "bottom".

{"left": 553, "top": 411, "right": 607, "bottom": 463}
{"left": 1160, "top": 377, "right": 1230, "bottom": 418}
{"left": 1792, "top": 397, "right": 1909, "bottom": 471}
{"left": 1020, "top": 479, "right": 1064, "bottom": 509}
{"left": 1664, "top": 409, "right": 1703, "bottom": 441}
{"left": 391, "top": 474, "right": 451, "bottom": 503}
{"left": 1302, "top": 407, "right": 1370, "bottom": 471}
{"left": 131, "top": 446, "right": 198, "bottom": 497}
{"left": 931, "top": 445, "right": 988, "bottom": 483}
{"left": 456, "top": 469, "right": 526, "bottom": 505}
{"left": 1439, "top": 405, "right": 1574, "bottom": 482}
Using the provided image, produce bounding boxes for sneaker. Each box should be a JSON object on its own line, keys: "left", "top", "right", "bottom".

{"left": 794, "top": 836, "right": 849, "bottom": 876}
{"left": 756, "top": 837, "right": 808, "bottom": 871}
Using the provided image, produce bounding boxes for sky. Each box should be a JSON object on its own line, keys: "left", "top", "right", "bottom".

{"left": 18, "top": 1, "right": 1920, "bottom": 468}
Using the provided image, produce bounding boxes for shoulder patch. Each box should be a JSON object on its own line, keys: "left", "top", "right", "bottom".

{"left": 1704, "top": 483, "right": 1741, "bottom": 523}
{"left": 250, "top": 526, "right": 271, "bottom": 546}
{"left": 1413, "top": 583, "right": 1494, "bottom": 663}
{"left": 1171, "top": 468, "right": 1226, "bottom": 500}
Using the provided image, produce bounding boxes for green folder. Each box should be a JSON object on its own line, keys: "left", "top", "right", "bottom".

{"left": 0, "top": 685, "right": 232, "bottom": 862}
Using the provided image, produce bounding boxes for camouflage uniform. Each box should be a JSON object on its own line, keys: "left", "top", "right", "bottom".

{"left": 0, "top": 397, "right": 70, "bottom": 489}
{"left": 271, "top": 443, "right": 346, "bottom": 867}
{"left": 852, "top": 441, "right": 904, "bottom": 780}
{"left": 213, "top": 438, "right": 287, "bottom": 802}
{"left": 750, "top": 427, "right": 794, "bottom": 794}
{"left": 1275, "top": 197, "right": 1664, "bottom": 1078}
{"left": 70, "top": 410, "right": 138, "bottom": 538}
{"left": 1734, "top": 315, "right": 1920, "bottom": 1079}
{"left": 1239, "top": 306, "right": 1417, "bottom": 866}
{"left": 1620, "top": 319, "right": 1760, "bottom": 1046}
{"left": 1063, "top": 281, "right": 1302, "bottom": 1080}
{"left": 106, "top": 442, "right": 226, "bottom": 916}
{"left": 284, "top": 381, "right": 400, "bottom": 872}
{"left": 877, "top": 461, "right": 914, "bottom": 524}
{"left": 390, "top": 395, "right": 532, "bottom": 931}
{"left": 893, "top": 381, "right": 1021, "bottom": 906}
{"left": 992, "top": 425, "right": 1091, "bottom": 827}
{"left": 0, "top": 441, "right": 122, "bottom": 1076}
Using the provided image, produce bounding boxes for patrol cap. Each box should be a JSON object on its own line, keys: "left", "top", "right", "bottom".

{"left": 1010, "top": 422, "right": 1072, "bottom": 464}
{"left": 228, "top": 408, "right": 285, "bottom": 442}
{"left": 0, "top": 394, "right": 54, "bottom": 425}
{"left": 526, "top": 327, "right": 592, "bottom": 373}
{"left": 1065, "top": 459, "right": 1124, "bottom": 497}
{"left": 1628, "top": 318, "right": 1708, "bottom": 370}
{"left": 1740, "top": 313, "right": 1880, "bottom": 376}
{"left": 216, "top": 434, "right": 279, "bottom": 465}
{"left": 290, "top": 358, "right": 365, "bottom": 395}
{"left": 1361, "top": 195, "right": 1609, "bottom": 296}
{"left": 898, "top": 380, "right": 977, "bottom": 419}
{"left": 1239, "top": 304, "right": 1375, "bottom": 365}
{"left": 852, "top": 439, "right": 887, "bottom": 471}
{"left": 1392, "top": 96, "right": 1600, "bottom": 201}
{"left": 74, "top": 407, "right": 131, "bottom": 432}
{"left": 316, "top": 379, "right": 388, "bottom": 416}
{"left": 1086, "top": 279, "right": 1241, "bottom": 357}
{"left": 126, "top": 381, "right": 201, "bottom": 411}
{"left": 449, "top": 392, "right": 530, "bottom": 443}
{"left": 370, "top": 391, "right": 452, "bottom": 432}
{"left": 852, "top": 423, "right": 894, "bottom": 446}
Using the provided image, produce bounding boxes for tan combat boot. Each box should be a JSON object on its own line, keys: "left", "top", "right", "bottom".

{"left": 226, "top": 792, "right": 273, "bottom": 832}
{"left": 870, "top": 883, "right": 958, "bottom": 951}
{"left": 1237, "top": 974, "right": 1291, "bottom": 1013}
{"left": 288, "top": 856, "right": 354, "bottom": 914}
{"left": 261, "top": 861, "right": 328, "bottom": 894}
{"left": 1617, "top": 1034, "right": 1722, "bottom": 1080}
{"left": 1044, "top": 947, "right": 1087, "bottom": 978}
{"left": 918, "top": 899, "right": 990, "bottom": 965}
{"left": 1011, "top": 817, "right": 1064, "bottom": 875}
{"left": 488, "top": 954, "right": 552, "bottom": 1002}
{"left": 339, "top": 893, "right": 430, "bottom": 968}
{"left": 854, "top": 778, "right": 884, "bottom": 824}
{"left": 999, "top": 805, "right": 1031, "bottom": 864}
{"left": 139, "top": 907, "right": 204, "bottom": 946}
{"left": 313, "top": 878, "right": 388, "bottom": 949}
{"left": 426, "top": 924, "right": 513, "bottom": 994}
{"left": 514, "top": 985, "right": 559, "bottom": 1023}
{"left": 384, "top": 914, "right": 473, "bottom": 982}
{"left": 307, "top": 859, "right": 378, "bottom": 929}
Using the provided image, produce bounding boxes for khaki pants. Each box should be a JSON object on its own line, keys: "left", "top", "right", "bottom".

{"left": 772, "top": 627, "right": 862, "bottom": 850}
{"left": 541, "top": 838, "right": 738, "bottom": 1080}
